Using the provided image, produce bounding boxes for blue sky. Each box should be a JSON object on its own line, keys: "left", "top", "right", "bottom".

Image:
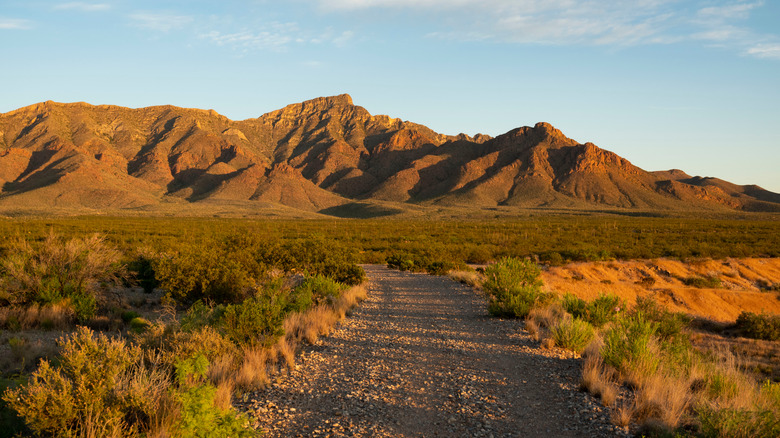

{"left": 1, "top": 0, "right": 778, "bottom": 192}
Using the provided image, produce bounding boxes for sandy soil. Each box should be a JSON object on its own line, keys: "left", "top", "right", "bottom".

{"left": 543, "top": 258, "right": 780, "bottom": 321}
{"left": 242, "top": 265, "right": 628, "bottom": 437}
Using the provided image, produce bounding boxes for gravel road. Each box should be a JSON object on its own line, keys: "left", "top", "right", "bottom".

{"left": 242, "top": 265, "right": 628, "bottom": 437}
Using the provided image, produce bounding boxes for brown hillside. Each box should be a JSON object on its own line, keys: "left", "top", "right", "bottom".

{"left": 0, "top": 95, "right": 777, "bottom": 215}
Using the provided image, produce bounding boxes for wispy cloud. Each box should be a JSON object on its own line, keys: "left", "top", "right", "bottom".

{"left": 129, "top": 12, "right": 193, "bottom": 32}
{"left": 202, "top": 29, "right": 293, "bottom": 51}
{"left": 315, "top": 0, "right": 779, "bottom": 58}
{"left": 201, "top": 22, "right": 354, "bottom": 52}
{"left": 53, "top": 2, "right": 111, "bottom": 12}
{"left": 746, "top": 43, "right": 780, "bottom": 59}
{"left": 0, "top": 18, "right": 32, "bottom": 30}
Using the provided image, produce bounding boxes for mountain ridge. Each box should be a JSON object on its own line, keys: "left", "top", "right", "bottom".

{"left": 1, "top": 94, "right": 777, "bottom": 216}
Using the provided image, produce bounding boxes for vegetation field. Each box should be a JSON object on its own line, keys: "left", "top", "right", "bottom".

{"left": 1, "top": 215, "right": 778, "bottom": 267}
{"left": 0, "top": 214, "right": 778, "bottom": 436}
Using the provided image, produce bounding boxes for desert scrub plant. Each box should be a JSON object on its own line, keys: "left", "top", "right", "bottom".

{"left": 426, "top": 261, "right": 455, "bottom": 276}
{"left": 550, "top": 316, "right": 595, "bottom": 353}
{"left": 0, "top": 233, "right": 124, "bottom": 322}
{"left": 735, "top": 311, "right": 780, "bottom": 341}
{"left": 601, "top": 312, "right": 660, "bottom": 377}
{"left": 2, "top": 327, "right": 145, "bottom": 436}
{"left": 561, "top": 293, "right": 624, "bottom": 328}
{"left": 288, "top": 274, "right": 347, "bottom": 311}
{"left": 153, "top": 243, "right": 259, "bottom": 304}
{"left": 222, "top": 293, "right": 287, "bottom": 348}
{"left": 483, "top": 257, "right": 550, "bottom": 318}
{"left": 682, "top": 274, "right": 722, "bottom": 289}
{"left": 170, "top": 354, "right": 254, "bottom": 437}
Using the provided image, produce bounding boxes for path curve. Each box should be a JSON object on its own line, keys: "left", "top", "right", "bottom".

{"left": 243, "top": 265, "right": 627, "bottom": 437}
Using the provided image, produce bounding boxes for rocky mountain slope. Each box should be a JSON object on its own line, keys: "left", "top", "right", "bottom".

{"left": 0, "top": 94, "right": 777, "bottom": 215}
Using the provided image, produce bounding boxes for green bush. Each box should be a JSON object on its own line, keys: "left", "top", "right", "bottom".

{"left": 562, "top": 293, "right": 623, "bottom": 328}
{"left": 127, "top": 253, "right": 159, "bottom": 293}
{"left": 683, "top": 275, "right": 722, "bottom": 289}
{"left": 386, "top": 254, "right": 416, "bottom": 271}
{"left": 171, "top": 354, "right": 254, "bottom": 437}
{"left": 484, "top": 258, "right": 550, "bottom": 318}
{"left": 426, "top": 261, "right": 455, "bottom": 276}
{"left": 153, "top": 243, "right": 260, "bottom": 304}
{"left": 289, "top": 275, "right": 346, "bottom": 312}
{"left": 321, "top": 263, "right": 365, "bottom": 286}
{"left": 2, "top": 327, "right": 139, "bottom": 436}
{"left": 736, "top": 312, "right": 780, "bottom": 341}
{"left": 551, "top": 317, "right": 595, "bottom": 353}
{"left": 632, "top": 296, "right": 691, "bottom": 342}
{"left": 601, "top": 312, "right": 659, "bottom": 373}
{"left": 129, "top": 317, "right": 151, "bottom": 334}
{"left": 222, "top": 294, "right": 287, "bottom": 347}
{"left": 698, "top": 407, "right": 780, "bottom": 438}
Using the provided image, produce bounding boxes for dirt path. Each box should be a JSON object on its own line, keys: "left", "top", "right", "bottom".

{"left": 243, "top": 265, "right": 627, "bottom": 437}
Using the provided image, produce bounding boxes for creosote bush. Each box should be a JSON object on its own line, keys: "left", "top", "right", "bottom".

{"left": 0, "top": 233, "right": 124, "bottom": 322}
{"left": 483, "top": 257, "right": 550, "bottom": 318}
{"left": 735, "top": 311, "right": 780, "bottom": 341}
{"left": 561, "top": 293, "right": 623, "bottom": 328}
{"left": 550, "top": 316, "right": 595, "bottom": 353}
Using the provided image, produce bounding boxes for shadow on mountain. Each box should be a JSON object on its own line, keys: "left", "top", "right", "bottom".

{"left": 319, "top": 202, "right": 403, "bottom": 218}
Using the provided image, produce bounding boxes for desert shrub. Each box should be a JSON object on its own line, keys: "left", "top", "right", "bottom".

{"left": 126, "top": 253, "right": 159, "bottom": 293}
{"left": 222, "top": 294, "right": 287, "bottom": 347}
{"left": 386, "top": 254, "right": 416, "bottom": 271}
{"left": 179, "top": 300, "right": 226, "bottom": 333}
{"left": 561, "top": 293, "right": 588, "bottom": 318}
{"left": 171, "top": 354, "right": 253, "bottom": 437}
{"left": 0, "top": 233, "right": 124, "bottom": 321}
{"left": 735, "top": 312, "right": 780, "bottom": 341}
{"left": 426, "top": 261, "right": 455, "bottom": 276}
{"left": 2, "top": 327, "right": 140, "bottom": 436}
{"left": 121, "top": 310, "right": 141, "bottom": 323}
{"left": 288, "top": 275, "right": 346, "bottom": 312}
{"left": 632, "top": 296, "right": 691, "bottom": 342}
{"left": 320, "top": 263, "right": 365, "bottom": 286}
{"left": 561, "top": 293, "right": 623, "bottom": 328}
{"left": 635, "top": 276, "right": 656, "bottom": 287}
{"left": 683, "top": 275, "right": 722, "bottom": 289}
{"left": 697, "top": 407, "right": 780, "bottom": 438}
{"left": 601, "top": 312, "right": 659, "bottom": 373}
{"left": 483, "top": 258, "right": 550, "bottom": 318}
{"left": 551, "top": 317, "right": 595, "bottom": 353}
{"left": 153, "top": 245, "right": 257, "bottom": 305}
{"left": 129, "top": 317, "right": 151, "bottom": 334}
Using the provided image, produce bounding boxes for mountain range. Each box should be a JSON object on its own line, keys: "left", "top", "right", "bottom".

{"left": 1, "top": 94, "right": 777, "bottom": 217}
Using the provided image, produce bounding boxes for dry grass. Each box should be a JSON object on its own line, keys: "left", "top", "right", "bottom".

{"left": 234, "top": 346, "right": 271, "bottom": 390}
{"left": 581, "top": 355, "right": 619, "bottom": 407}
{"left": 633, "top": 372, "right": 692, "bottom": 428}
{"left": 611, "top": 400, "right": 636, "bottom": 428}
{"left": 231, "top": 284, "right": 367, "bottom": 391}
{"left": 525, "top": 303, "right": 567, "bottom": 342}
{"left": 0, "top": 303, "right": 73, "bottom": 329}
{"left": 448, "top": 270, "right": 484, "bottom": 288}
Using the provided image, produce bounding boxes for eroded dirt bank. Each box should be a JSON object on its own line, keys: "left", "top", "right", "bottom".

{"left": 543, "top": 258, "right": 780, "bottom": 322}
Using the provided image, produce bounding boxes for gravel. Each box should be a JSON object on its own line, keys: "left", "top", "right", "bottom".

{"left": 239, "top": 265, "right": 630, "bottom": 437}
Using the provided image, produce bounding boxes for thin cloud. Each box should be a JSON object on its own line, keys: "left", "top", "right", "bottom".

{"left": 315, "top": 0, "right": 779, "bottom": 57}
{"left": 202, "top": 30, "right": 292, "bottom": 51}
{"left": 202, "top": 23, "right": 354, "bottom": 51}
{"left": 53, "top": 2, "right": 111, "bottom": 12}
{"left": 0, "top": 18, "right": 32, "bottom": 30}
{"left": 746, "top": 43, "right": 780, "bottom": 59}
{"left": 129, "top": 12, "right": 193, "bottom": 32}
